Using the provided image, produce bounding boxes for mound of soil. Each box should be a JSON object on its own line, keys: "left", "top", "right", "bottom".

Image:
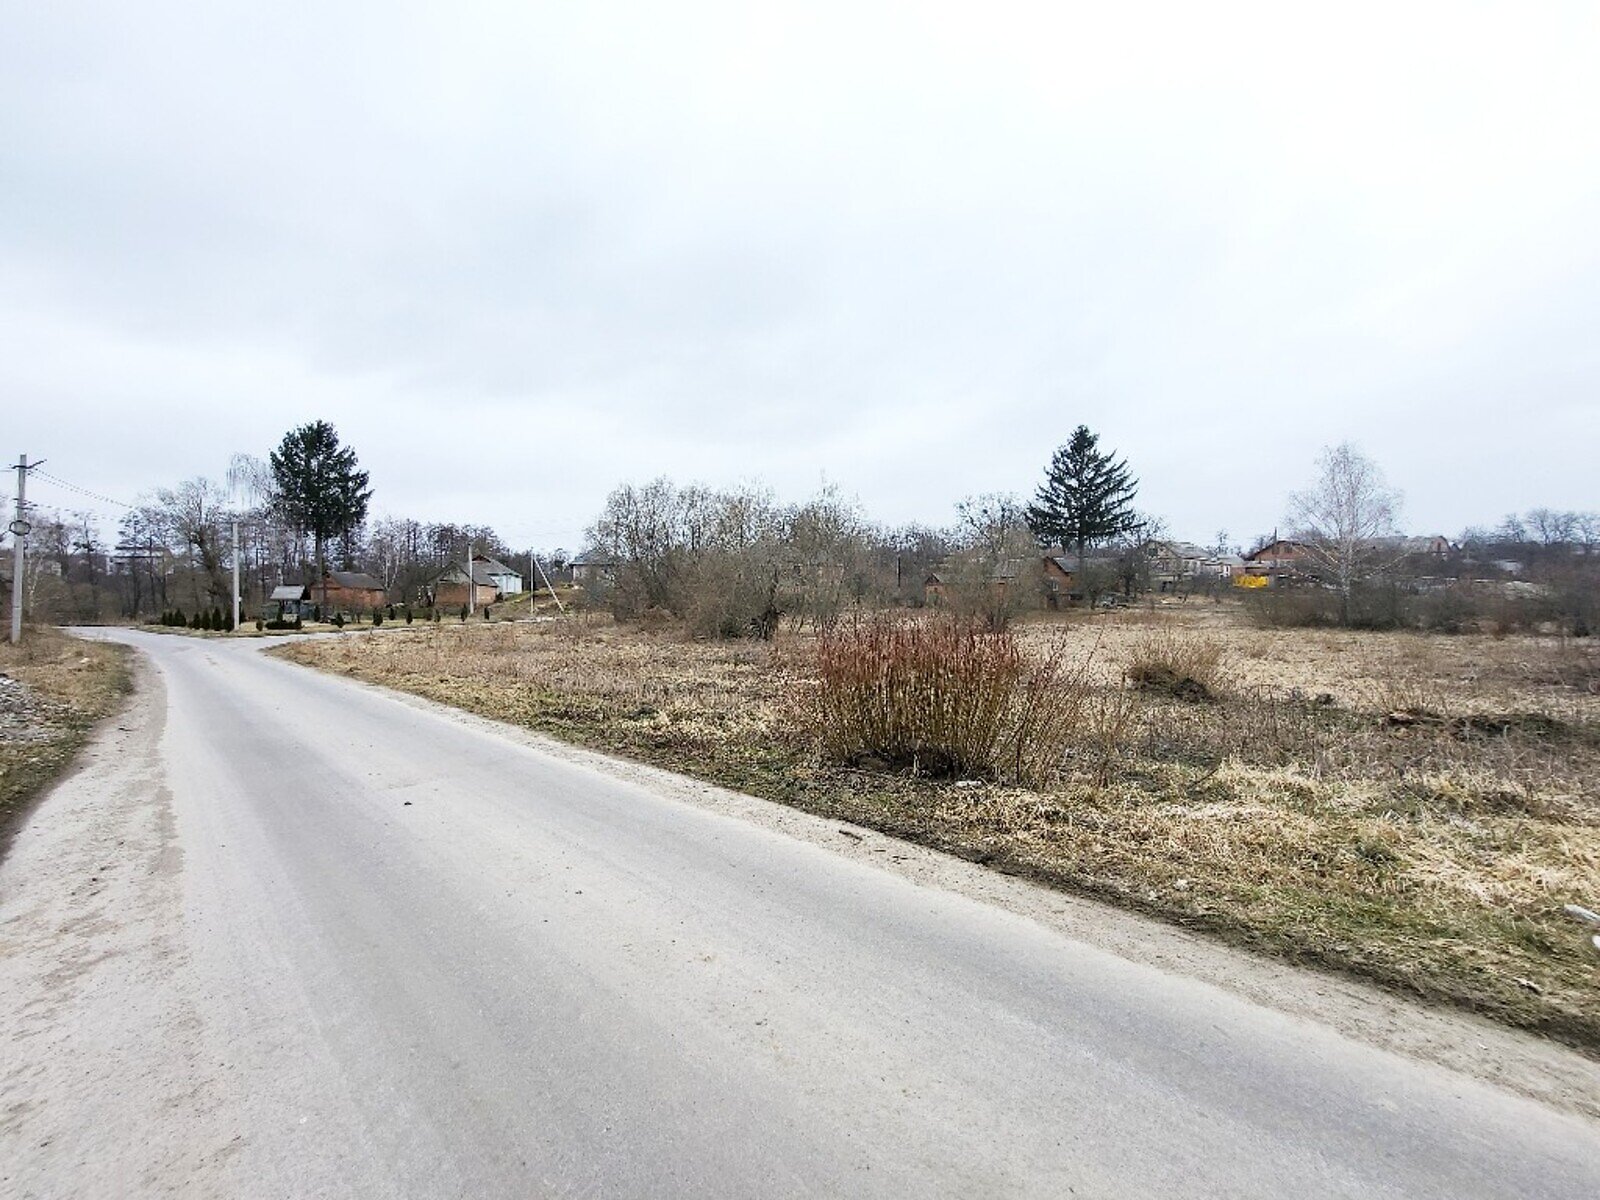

{"left": 1127, "top": 664, "right": 1213, "bottom": 703}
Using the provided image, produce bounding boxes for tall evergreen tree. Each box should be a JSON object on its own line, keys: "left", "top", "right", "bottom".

{"left": 269, "top": 421, "right": 373, "bottom": 609}
{"left": 1026, "top": 425, "right": 1140, "bottom": 561}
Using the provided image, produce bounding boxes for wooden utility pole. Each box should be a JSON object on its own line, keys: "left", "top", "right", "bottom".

{"left": 533, "top": 554, "right": 565, "bottom": 615}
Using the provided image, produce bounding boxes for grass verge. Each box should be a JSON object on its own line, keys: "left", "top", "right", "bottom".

{"left": 272, "top": 614, "right": 1600, "bottom": 1053}
{"left": 0, "top": 627, "right": 132, "bottom": 861}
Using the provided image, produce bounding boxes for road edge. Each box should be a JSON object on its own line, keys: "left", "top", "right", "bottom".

{"left": 261, "top": 645, "right": 1600, "bottom": 1122}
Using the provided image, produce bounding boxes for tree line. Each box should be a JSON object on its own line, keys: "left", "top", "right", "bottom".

{"left": 7, "top": 419, "right": 1594, "bottom": 633}
{"left": 8, "top": 422, "right": 551, "bottom": 624}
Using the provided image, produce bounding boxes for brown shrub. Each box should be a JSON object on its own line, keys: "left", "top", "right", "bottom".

{"left": 807, "top": 617, "right": 1092, "bottom": 785}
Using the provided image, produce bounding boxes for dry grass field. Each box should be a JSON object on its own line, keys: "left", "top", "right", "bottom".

{"left": 275, "top": 605, "right": 1600, "bottom": 1051}
{"left": 0, "top": 628, "right": 131, "bottom": 859}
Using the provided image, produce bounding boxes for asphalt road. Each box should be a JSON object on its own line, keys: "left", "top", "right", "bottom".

{"left": 3, "top": 629, "right": 1599, "bottom": 1198}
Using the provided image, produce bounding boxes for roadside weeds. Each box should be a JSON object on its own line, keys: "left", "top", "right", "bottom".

{"left": 0, "top": 627, "right": 132, "bottom": 862}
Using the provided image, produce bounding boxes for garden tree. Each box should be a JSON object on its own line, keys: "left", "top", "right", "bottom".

{"left": 1286, "top": 442, "right": 1403, "bottom": 625}
{"left": 336, "top": 519, "right": 369, "bottom": 571}
{"left": 269, "top": 421, "right": 372, "bottom": 606}
{"left": 5, "top": 507, "right": 69, "bottom": 623}
{"left": 1026, "top": 425, "right": 1140, "bottom": 561}
{"left": 118, "top": 503, "right": 185, "bottom": 617}
{"left": 1526, "top": 508, "right": 1578, "bottom": 546}
{"left": 366, "top": 516, "right": 425, "bottom": 602}
{"left": 886, "top": 523, "right": 955, "bottom": 605}
{"left": 35, "top": 507, "right": 73, "bottom": 576}
{"left": 1463, "top": 509, "right": 1598, "bottom": 561}
{"left": 947, "top": 493, "right": 1041, "bottom": 630}
{"left": 154, "top": 477, "right": 231, "bottom": 609}
{"left": 588, "top": 478, "right": 699, "bottom": 613}
{"left": 782, "top": 485, "right": 877, "bottom": 632}
{"left": 225, "top": 451, "right": 306, "bottom": 606}
{"left": 1494, "top": 513, "right": 1528, "bottom": 544}
{"left": 587, "top": 478, "right": 880, "bottom": 637}
{"left": 227, "top": 453, "right": 281, "bottom": 578}
{"left": 1577, "top": 512, "right": 1600, "bottom": 554}
{"left": 68, "top": 510, "right": 106, "bottom": 621}
{"left": 678, "top": 483, "right": 786, "bottom": 637}
{"left": 1112, "top": 514, "right": 1166, "bottom": 599}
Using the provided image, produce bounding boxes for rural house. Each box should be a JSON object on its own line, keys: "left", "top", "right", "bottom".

{"left": 1041, "top": 553, "right": 1124, "bottom": 605}
{"left": 928, "top": 554, "right": 1125, "bottom": 608}
{"left": 570, "top": 551, "right": 618, "bottom": 588}
{"left": 471, "top": 554, "right": 524, "bottom": 596}
{"left": 426, "top": 562, "right": 499, "bottom": 610}
{"left": 317, "top": 570, "right": 388, "bottom": 614}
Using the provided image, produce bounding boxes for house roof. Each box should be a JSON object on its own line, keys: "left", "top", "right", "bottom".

{"left": 472, "top": 554, "right": 516, "bottom": 576}
{"left": 433, "top": 563, "right": 499, "bottom": 586}
{"left": 1046, "top": 555, "right": 1118, "bottom": 574}
{"left": 1245, "top": 539, "right": 1310, "bottom": 561}
{"left": 1246, "top": 535, "right": 1452, "bottom": 562}
{"left": 1148, "top": 540, "right": 1210, "bottom": 560}
{"left": 569, "top": 550, "right": 617, "bottom": 566}
{"left": 270, "top": 585, "right": 309, "bottom": 601}
{"left": 326, "top": 571, "right": 384, "bottom": 591}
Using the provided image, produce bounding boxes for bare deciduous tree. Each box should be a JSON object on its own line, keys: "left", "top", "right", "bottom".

{"left": 1287, "top": 442, "right": 1403, "bottom": 625}
{"left": 155, "top": 477, "right": 232, "bottom": 608}
{"left": 948, "top": 493, "right": 1040, "bottom": 630}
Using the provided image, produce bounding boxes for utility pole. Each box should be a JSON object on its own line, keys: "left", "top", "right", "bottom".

{"left": 466, "top": 542, "right": 475, "bottom": 616}
{"left": 232, "top": 519, "right": 241, "bottom": 633}
{"left": 532, "top": 554, "right": 566, "bottom": 615}
{"left": 9, "top": 454, "right": 40, "bottom": 645}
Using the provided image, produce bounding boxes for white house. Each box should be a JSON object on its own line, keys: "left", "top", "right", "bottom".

{"left": 472, "top": 554, "right": 523, "bottom": 596}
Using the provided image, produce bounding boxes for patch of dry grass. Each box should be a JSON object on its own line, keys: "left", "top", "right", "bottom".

{"left": 1124, "top": 626, "right": 1230, "bottom": 701}
{"left": 275, "top": 608, "right": 1600, "bottom": 1052}
{"left": 0, "top": 627, "right": 131, "bottom": 859}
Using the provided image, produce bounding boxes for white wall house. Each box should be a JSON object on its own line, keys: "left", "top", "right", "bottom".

{"left": 472, "top": 554, "right": 523, "bottom": 596}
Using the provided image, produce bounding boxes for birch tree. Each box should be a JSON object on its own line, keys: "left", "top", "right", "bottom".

{"left": 1287, "top": 443, "right": 1403, "bottom": 625}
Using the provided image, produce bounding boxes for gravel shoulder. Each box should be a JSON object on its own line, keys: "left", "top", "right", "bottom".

{"left": 0, "top": 627, "right": 131, "bottom": 863}
{"left": 0, "top": 655, "right": 245, "bottom": 1197}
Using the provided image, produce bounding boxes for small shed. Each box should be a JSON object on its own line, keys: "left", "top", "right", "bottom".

{"left": 269, "top": 584, "right": 311, "bottom": 620}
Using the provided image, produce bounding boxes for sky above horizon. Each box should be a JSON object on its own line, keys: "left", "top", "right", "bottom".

{"left": 3, "top": 1, "right": 1597, "bottom": 552}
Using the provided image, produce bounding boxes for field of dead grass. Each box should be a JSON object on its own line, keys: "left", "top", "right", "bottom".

{"left": 275, "top": 606, "right": 1600, "bottom": 1051}
{"left": 0, "top": 627, "right": 131, "bottom": 859}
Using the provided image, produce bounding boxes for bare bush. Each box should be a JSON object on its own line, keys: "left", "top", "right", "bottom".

{"left": 807, "top": 617, "right": 1091, "bottom": 785}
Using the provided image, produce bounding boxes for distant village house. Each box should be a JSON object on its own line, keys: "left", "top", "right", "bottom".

{"left": 317, "top": 570, "right": 388, "bottom": 613}
{"left": 570, "top": 551, "right": 618, "bottom": 588}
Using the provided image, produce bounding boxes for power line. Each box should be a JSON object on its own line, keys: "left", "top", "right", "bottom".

{"left": 28, "top": 469, "right": 137, "bottom": 510}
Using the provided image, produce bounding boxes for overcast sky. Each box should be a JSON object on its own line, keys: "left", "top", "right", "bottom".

{"left": 3, "top": 1, "right": 1596, "bottom": 550}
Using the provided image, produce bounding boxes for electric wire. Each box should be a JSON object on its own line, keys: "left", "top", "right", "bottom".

{"left": 28, "top": 469, "right": 138, "bottom": 510}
